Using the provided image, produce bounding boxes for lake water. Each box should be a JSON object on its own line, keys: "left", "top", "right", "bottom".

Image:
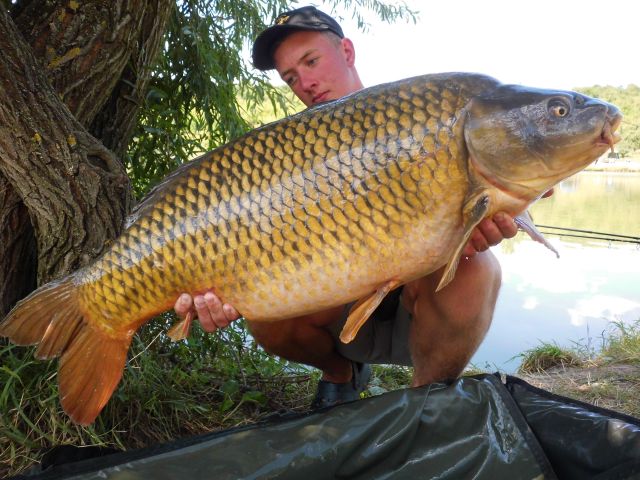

{"left": 470, "top": 171, "right": 640, "bottom": 372}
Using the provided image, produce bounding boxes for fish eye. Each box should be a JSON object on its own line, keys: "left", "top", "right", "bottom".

{"left": 548, "top": 99, "right": 570, "bottom": 118}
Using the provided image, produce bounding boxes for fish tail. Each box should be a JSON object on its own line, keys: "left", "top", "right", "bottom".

{"left": 0, "top": 277, "right": 131, "bottom": 425}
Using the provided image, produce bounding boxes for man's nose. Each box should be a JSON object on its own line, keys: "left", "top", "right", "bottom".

{"left": 298, "top": 73, "right": 317, "bottom": 91}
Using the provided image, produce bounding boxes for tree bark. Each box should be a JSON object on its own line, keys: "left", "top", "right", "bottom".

{"left": 0, "top": 0, "right": 172, "bottom": 311}
{"left": 13, "top": 0, "right": 174, "bottom": 159}
{"left": 0, "top": 174, "right": 36, "bottom": 316}
{"left": 0, "top": 6, "right": 132, "bottom": 285}
{"left": 89, "top": 0, "right": 174, "bottom": 159}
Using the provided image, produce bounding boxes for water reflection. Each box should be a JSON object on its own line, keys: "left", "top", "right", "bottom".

{"left": 471, "top": 172, "right": 640, "bottom": 372}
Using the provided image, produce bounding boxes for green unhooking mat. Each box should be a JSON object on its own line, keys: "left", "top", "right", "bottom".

{"left": 14, "top": 374, "right": 640, "bottom": 479}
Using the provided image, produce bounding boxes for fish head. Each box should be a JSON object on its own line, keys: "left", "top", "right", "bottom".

{"left": 464, "top": 84, "right": 622, "bottom": 201}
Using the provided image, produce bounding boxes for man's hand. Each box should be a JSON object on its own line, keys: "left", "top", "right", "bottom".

{"left": 174, "top": 291, "right": 241, "bottom": 333}
{"left": 462, "top": 212, "right": 518, "bottom": 257}
{"left": 462, "top": 189, "right": 554, "bottom": 257}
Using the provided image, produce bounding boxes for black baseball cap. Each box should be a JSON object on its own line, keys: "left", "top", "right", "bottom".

{"left": 252, "top": 6, "right": 344, "bottom": 71}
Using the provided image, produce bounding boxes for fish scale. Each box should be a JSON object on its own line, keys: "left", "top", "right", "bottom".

{"left": 1, "top": 72, "right": 621, "bottom": 424}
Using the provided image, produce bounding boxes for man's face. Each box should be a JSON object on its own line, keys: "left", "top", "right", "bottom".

{"left": 273, "top": 30, "right": 360, "bottom": 107}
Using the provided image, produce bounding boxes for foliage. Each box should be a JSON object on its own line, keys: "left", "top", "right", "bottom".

{"left": 126, "top": 0, "right": 289, "bottom": 197}
{"left": 126, "top": 0, "right": 415, "bottom": 198}
{"left": 576, "top": 84, "right": 640, "bottom": 157}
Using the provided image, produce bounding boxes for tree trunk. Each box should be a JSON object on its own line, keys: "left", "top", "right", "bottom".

{"left": 89, "top": 0, "right": 174, "bottom": 159}
{"left": 0, "top": 174, "right": 36, "bottom": 316}
{"left": 0, "top": 7, "right": 132, "bottom": 282}
{"left": 0, "top": 1, "right": 171, "bottom": 310}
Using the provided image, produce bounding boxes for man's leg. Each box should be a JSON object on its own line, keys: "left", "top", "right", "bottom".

{"left": 402, "top": 251, "right": 501, "bottom": 387}
{"left": 246, "top": 306, "right": 354, "bottom": 383}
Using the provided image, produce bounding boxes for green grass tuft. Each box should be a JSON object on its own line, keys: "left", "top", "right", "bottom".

{"left": 517, "top": 342, "right": 583, "bottom": 374}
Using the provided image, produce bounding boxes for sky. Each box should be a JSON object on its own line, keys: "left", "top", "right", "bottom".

{"left": 268, "top": 0, "right": 639, "bottom": 91}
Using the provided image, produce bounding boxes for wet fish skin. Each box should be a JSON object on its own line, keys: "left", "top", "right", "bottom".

{"left": 0, "top": 73, "right": 621, "bottom": 424}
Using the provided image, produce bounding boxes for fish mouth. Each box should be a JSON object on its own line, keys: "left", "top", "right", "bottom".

{"left": 598, "top": 112, "right": 623, "bottom": 154}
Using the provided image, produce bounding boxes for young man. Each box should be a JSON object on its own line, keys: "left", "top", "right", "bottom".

{"left": 175, "top": 6, "right": 518, "bottom": 408}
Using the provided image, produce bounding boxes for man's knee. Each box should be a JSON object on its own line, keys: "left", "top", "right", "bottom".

{"left": 404, "top": 251, "right": 502, "bottom": 329}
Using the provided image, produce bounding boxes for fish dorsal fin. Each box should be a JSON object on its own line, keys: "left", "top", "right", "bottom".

{"left": 514, "top": 210, "right": 560, "bottom": 258}
{"left": 437, "top": 192, "right": 491, "bottom": 292}
{"left": 339, "top": 279, "right": 401, "bottom": 343}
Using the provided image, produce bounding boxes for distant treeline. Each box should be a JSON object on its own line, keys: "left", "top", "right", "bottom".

{"left": 576, "top": 84, "right": 640, "bottom": 157}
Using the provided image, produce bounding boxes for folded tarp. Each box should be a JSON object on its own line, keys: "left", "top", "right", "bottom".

{"left": 14, "top": 374, "right": 640, "bottom": 479}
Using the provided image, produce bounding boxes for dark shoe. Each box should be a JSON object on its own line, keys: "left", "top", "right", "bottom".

{"left": 310, "top": 362, "right": 372, "bottom": 409}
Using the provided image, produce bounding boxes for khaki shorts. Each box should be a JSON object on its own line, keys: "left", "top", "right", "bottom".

{"left": 327, "top": 288, "right": 413, "bottom": 366}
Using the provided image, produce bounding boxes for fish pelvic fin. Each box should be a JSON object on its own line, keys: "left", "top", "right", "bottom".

{"left": 437, "top": 192, "right": 491, "bottom": 292}
{"left": 167, "top": 311, "right": 194, "bottom": 341}
{"left": 0, "top": 277, "right": 131, "bottom": 425}
{"left": 339, "top": 280, "right": 401, "bottom": 344}
{"left": 514, "top": 210, "right": 559, "bottom": 258}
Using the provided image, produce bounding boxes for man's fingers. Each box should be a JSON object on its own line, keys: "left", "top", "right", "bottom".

{"left": 174, "top": 290, "right": 241, "bottom": 332}
{"left": 175, "top": 293, "right": 194, "bottom": 318}
{"left": 222, "top": 303, "right": 241, "bottom": 323}
{"left": 462, "top": 213, "right": 518, "bottom": 257}
{"left": 492, "top": 213, "right": 518, "bottom": 240}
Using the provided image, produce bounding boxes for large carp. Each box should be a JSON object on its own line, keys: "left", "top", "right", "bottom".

{"left": 0, "top": 73, "right": 621, "bottom": 425}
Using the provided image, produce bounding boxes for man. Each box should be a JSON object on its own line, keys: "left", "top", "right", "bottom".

{"left": 175, "top": 6, "right": 518, "bottom": 408}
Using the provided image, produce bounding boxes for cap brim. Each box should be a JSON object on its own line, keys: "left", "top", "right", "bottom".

{"left": 252, "top": 24, "right": 332, "bottom": 71}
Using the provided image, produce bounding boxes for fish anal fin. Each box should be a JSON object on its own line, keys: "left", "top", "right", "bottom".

{"left": 167, "top": 311, "right": 194, "bottom": 341}
{"left": 514, "top": 210, "right": 559, "bottom": 258}
{"left": 339, "top": 280, "right": 401, "bottom": 344}
{"left": 437, "top": 192, "right": 491, "bottom": 292}
{"left": 59, "top": 325, "right": 131, "bottom": 426}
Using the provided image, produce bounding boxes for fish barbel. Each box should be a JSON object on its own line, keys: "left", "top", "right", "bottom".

{"left": 0, "top": 73, "right": 622, "bottom": 424}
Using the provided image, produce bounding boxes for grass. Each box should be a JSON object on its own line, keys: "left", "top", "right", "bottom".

{"left": 516, "top": 342, "right": 583, "bottom": 374}
{"left": 0, "top": 314, "right": 413, "bottom": 478}
{"left": 516, "top": 318, "right": 640, "bottom": 418}
{"left": 0, "top": 316, "right": 314, "bottom": 477}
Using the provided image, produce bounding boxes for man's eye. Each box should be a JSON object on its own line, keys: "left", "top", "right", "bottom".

{"left": 285, "top": 77, "right": 297, "bottom": 86}
{"left": 307, "top": 57, "right": 318, "bottom": 66}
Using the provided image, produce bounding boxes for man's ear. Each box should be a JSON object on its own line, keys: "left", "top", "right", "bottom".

{"left": 341, "top": 38, "right": 356, "bottom": 67}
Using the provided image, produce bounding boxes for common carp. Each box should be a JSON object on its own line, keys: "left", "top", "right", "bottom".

{"left": 0, "top": 73, "right": 621, "bottom": 425}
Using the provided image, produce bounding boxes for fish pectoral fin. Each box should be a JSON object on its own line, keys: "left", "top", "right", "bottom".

{"left": 437, "top": 192, "right": 491, "bottom": 292}
{"left": 167, "top": 311, "right": 194, "bottom": 341}
{"left": 339, "top": 279, "right": 401, "bottom": 344}
{"left": 514, "top": 210, "right": 559, "bottom": 258}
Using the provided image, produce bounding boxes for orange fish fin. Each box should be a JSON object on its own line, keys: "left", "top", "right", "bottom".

{"left": 437, "top": 192, "right": 491, "bottom": 292}
{"left": 0, "top": 276, "right": 130, "bottom": 425}
{"left": 0, "top": 279, "right": 77, "bottom": 349}
{"left": 339, "top": 279, "right": 401, "bottom": 344}
{"left": 167, "top": 311, "right": 194, "bottom": 341}
{"left": 58, "top": 325, "right": 132, "bottom": 425}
